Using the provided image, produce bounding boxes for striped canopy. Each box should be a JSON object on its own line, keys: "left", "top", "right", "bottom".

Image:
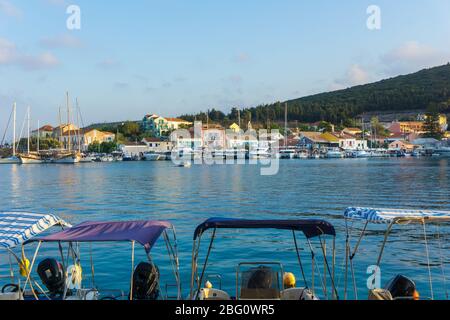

{"left": 344, "top": 207, "right": 450, "bottom": 224}
{"left": 0, "top": 212, "right": 71, "bottom": 249}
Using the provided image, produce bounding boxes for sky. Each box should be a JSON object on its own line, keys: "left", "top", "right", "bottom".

{"left": 1, "top": 0, "right": 450, "bottom": 138}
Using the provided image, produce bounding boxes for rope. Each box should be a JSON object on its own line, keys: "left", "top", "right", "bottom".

{"left": 436, "top": 225, "right": 448, "bottom": 299}
{"left": 422, "top": 221, "right": 434, "bottom": 300}
{"left": 292, "top": 231, "right": 308, "bottom": 288}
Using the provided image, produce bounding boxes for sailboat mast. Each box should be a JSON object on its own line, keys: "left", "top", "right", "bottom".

{"left": 238, "top": 109, "right": 241, "bottom": 129}
{"left": 12, "top": 102, "right": 16, "bottom": 157}
{"left": 27, "top": 107, "right": 30, "bottom": 154}
{"left": 67, "top": 92, "right": 71, "bottom": 152}
{"left": 37, "top": 120, "right": 40, "bottom": 153}
{"left": 284, "top": 103, "right": 288, "bottom": 148}
{"left": 76, "top": 98, "right": 81, "bottom": 153}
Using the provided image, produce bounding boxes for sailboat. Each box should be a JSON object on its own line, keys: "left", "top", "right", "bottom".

{"left": 0, "top": 103, "right": 21, "bottom": 164}
{"left": 19, "top": 107, "right": 44, "bottom": 164}
{"left": 52, "top": 93, "right": 81, "bottom": 164}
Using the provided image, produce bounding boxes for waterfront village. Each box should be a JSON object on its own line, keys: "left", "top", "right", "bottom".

{"left": 2, "top": 108, "right": 450, "bottom": 164}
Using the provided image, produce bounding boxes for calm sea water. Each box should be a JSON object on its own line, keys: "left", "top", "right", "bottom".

{"left": 1, "top": 158, "right": 449, "bottom": 300}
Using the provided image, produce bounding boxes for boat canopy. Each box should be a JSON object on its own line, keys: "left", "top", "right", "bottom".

{"left": 0, "top": 211, "right": 71, "bottom": 250}
{"left": 344, "top": 207, "right": 450, "bottom": 224}
{"left": 25, "top": 220, "right": 173, "bottom": 253}
{"left": 193, "top": 217, "right": 335, "bottom": 240}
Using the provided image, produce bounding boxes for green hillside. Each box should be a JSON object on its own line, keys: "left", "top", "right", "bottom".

{"left": 181, "top": 64, "right": 450, "bottom": 125}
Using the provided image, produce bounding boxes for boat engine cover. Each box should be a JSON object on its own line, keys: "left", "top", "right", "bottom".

{"left": 37, "top": 258, "right": 66, "bottom": 295}
{"left": 384, "top": 274, "right": 416, "bottom": 299}
{"left": 132, "top": 262, "right": 160, "bottom": 300}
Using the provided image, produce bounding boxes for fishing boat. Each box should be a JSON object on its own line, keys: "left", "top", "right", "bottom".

{"left": 21, "top": 220, "right": 181, "bottom": 300}
{"left": 295, "top": 150, "right": 309, "bottom": 159}
{"left": 350, "top": 150, "right": 370, "bottom": 158}
{"left": 343, "top": 207, "right": 450, "bottom": 300}
{"left": 190, "top": 218, "right": 338, "bottom": 300}
{"left": 0, "top": 103, "right": 20, "bottom": 164}
{"left": 0, "top": 211, "right": 71, "bottom": 300}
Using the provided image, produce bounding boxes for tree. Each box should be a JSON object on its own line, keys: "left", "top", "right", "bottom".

{"left": 121, "top": 121, "right": 141, "bottom": 140}
{"left": 318, "top": 121, "right": 333, "bottom": 133}
{"left": 423, "top": 103, "right": 443, "bottom": 140}
{"left": 88, "top": 141, "right": 101, "bottom": 153}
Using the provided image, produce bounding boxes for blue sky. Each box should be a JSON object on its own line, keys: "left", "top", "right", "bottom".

{"left": 1, "top": 0, "right": 450, "bottom": 137}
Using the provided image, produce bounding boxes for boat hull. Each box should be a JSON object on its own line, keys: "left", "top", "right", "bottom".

{"left": 0, "top": 157, "right": 21, "bottom": 164}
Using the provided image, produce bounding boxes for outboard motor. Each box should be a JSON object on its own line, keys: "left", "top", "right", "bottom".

{"left": 132, "top": 262, "right": 160, "bottom": 300}
{"left": 384, "top": 275, "right": 417, "bottom": 299}
{"left": 37, "top": 258, "right": 66, "bottom": 296}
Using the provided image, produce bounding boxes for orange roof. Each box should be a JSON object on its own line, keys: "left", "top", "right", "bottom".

{"left": 165, "top": 118, "right": 192, "bottom": 123}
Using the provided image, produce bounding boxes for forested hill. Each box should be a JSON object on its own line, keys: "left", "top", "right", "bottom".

{"left": 180, "top": 63, "right": 450, "bottom": 125}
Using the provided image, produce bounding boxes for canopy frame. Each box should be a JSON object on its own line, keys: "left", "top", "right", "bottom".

{"left": 343, "top": 207, "right": 450, "bottom": 300}
{"left": 21, "top": 221, "right": 180, "bottom": 301}
{"left": 190, "top": 218, "right": 338, "bottom": 300}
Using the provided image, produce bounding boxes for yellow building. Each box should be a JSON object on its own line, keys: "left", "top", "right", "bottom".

{"left": 60, "top": 129, "right": 115, "bottom": 151}
{"left": 343, "top": 128, "right": 362, "bottom": 136}
{"left": 229, "top": 123, "right": 241, "bottom": 133}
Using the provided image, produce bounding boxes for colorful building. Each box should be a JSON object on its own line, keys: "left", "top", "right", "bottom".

{"left": 142, "top": 114, "right": 192, "bottom": 137}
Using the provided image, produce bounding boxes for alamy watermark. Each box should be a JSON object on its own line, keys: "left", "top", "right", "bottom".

{"left": 367, "top": 265, "right": 381, "bottom": 289}
{"left": 367, "top": 5, "right": 381, "bottom": 30}
{"left": 66, "top": 5, "right": 81, "bottom": 30}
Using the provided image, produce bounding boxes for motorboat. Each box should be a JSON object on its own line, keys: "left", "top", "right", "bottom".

{"left": 143, "top": 152, "right": 165, "bottom": 161}
{"left": 0, "top": 156, "right": 21, "bottom": 164}
{"left": 0, "top": 211, "right": 71, "bottom": 300}
{"left": 325, "top": 148, "right": 344, "bottom": 159}
{"left": 350, "top": 150, "right": 370, "bottom": 158}
{"left": 278, "top": 149, "right": 297, "bottom": 159}
{"left": 21, "top": 220, "right": 181, "bottom": 300}
{"left": 249, "top": 147, "right": 271, "bottom": 160}
{"left": 343, "top": 207, "right": 450, "bottom": 300}
{"left": 190, "top": 218, "right": 338, "bottom": 300}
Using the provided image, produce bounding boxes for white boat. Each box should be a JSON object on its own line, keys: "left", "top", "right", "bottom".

{"left": 249, "top": 147, "right": 271, "bottom": 159}
{"left": 278, "top": 149, "right": 296, "bottom": 159}
{"left": 325, "top": 148, "right": 344, "bottom": 159}
{"left": 52, "top": 152, "right": 81, "bottom": 164}
{"left": 296, "top": 151, "right": 309, "bottom": 159}
{"left": 143, "top": 152, "right": 165, "bottom": 161}
{"left": 433, "top": 147, "right": 450, "bottom": 157}
{"left": 351, "top": 150, "right": 370, "bottom": 158}
{"left": 19, "top": 152, "right": 45, "bottom": 164}
{"left": 0, "top": 156, "right": 20, "bottom": 164}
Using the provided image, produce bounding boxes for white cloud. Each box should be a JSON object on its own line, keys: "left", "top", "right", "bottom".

{"left": 40, "top": 34, "right": 82, "bottom": 49}
{"left": 0, "top": 0, "right": 22, "bottom": 18}
{"left": 330, "top": 64, "right": 370, "bottom": 91}
{"left": 381, "top": 41, "right": 450, "bottom": 74}
{"left": 0, "top": 37, "right": 59, "bottom": 71}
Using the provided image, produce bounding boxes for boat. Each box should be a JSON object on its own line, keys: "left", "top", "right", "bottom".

{"left": 325, "top": 148, "right": 344, "bottom": 159}
{"left": 18, "top": 107, "right": 45, "bottom": 164}
{"left": 350, "top": 150, "right": 370, "bottom": 158}
{"left": 295, "top": 150, "right": 309, "bottom": 159}
{"left": 433, "top": 146, "right": 450, "bottom": 157}
{"left": 143, "top": 151, "right": 165, "bottom": 161}
{"left": 21, "top": 220, "right": 181, "bottom": 300}
{"left": 278, "top": 149, "right": 297, "bottom": 159}
{"left": 190, "top": 218, "right": 338, "bottom": 300}
{"left": 0, "top": 156, "right": 20, "bottom": 164}
{"left": 249, "top": 147, "right": 271, "bottom": 160}
{"left": 343, "top": 207, "right": 450, "bottom": 300}
{"left": 0, "top": 103, "right": 20, "bottom": 164}
{"left": 51, "top": 151, "right": 81, "bottom": 164}
{"left": 0, "top": 211, "right": 71, "bottom": 300}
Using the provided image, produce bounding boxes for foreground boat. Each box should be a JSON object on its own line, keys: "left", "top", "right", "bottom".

{"left": 190, "top": 218, "right": 338, "bottom": 300}
{"left": 21, "top": 220, "right": 181, "bottom": 300}
{"left": 0, "top": 156, "right": 21, "bottom": 164}
{"left": 343, "top": 207, "right": 450, "bottom": 300}
{"left": 0, "top": 211, "right": 71, "bottom": 300}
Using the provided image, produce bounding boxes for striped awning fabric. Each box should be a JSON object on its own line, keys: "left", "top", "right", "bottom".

{"left": 344, "top": 207, "right": 450, "bottom": 224}
{"left": 0, "top": 212, "right": 71, "bottom": 249}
